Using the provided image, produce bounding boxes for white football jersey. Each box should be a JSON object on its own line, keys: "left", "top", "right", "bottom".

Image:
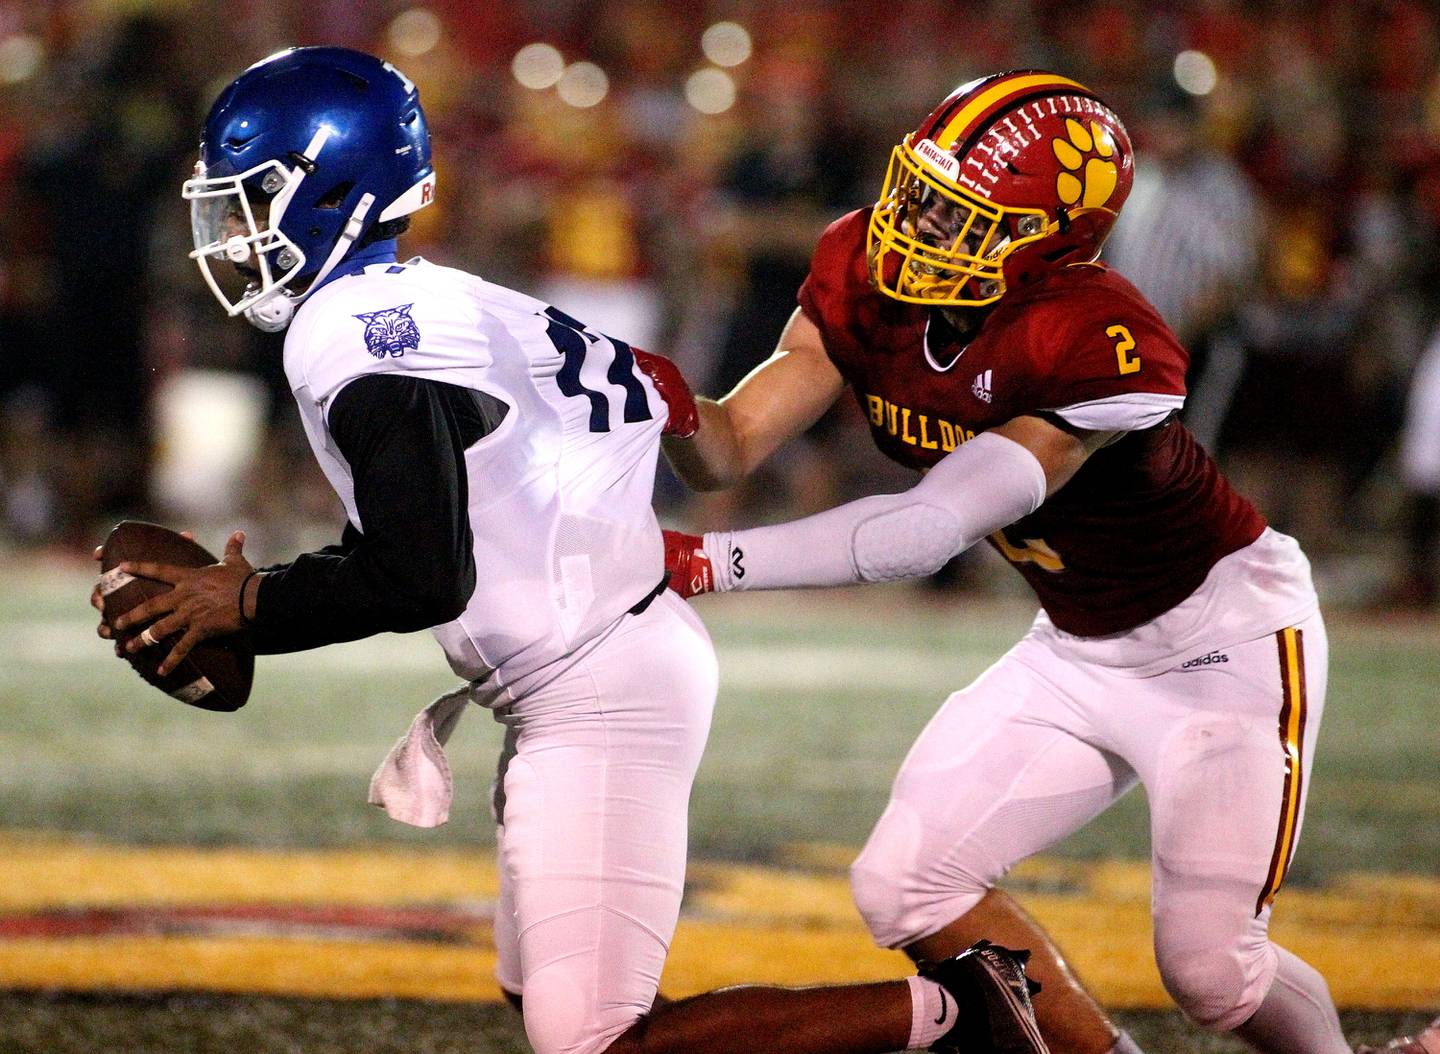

{"left": 283, "top": 258, "right": 669, "bottom": 695}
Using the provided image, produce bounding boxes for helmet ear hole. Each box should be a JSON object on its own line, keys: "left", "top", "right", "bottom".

{"left": 317, "top": 180, "right": 355, "bottom": 209}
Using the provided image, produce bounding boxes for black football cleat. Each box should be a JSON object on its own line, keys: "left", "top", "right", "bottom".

{"left": 919, "top": 940, "right": 1049, "bottom": 1054}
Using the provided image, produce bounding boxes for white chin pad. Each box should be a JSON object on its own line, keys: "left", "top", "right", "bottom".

{"left": 245, "top": 295, "right": 295, "bottom": 332}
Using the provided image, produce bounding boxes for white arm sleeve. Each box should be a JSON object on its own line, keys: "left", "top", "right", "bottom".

{"left": 703, "top": 431, "right": 1047, "bottom": 592}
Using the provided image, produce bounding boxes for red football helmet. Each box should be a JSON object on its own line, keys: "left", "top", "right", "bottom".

{"left": 868, "top": 71, "right": 1134, "bottom": 308}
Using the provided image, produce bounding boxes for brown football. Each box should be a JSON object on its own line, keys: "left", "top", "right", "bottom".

{"left": 98, "top": 521, "right": 254, "bottom": 712}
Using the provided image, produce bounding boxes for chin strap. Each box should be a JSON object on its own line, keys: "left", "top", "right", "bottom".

{"left": 242, "top": 192, "right": 377, "bottom": 333}
{"left": 311, "top": 192, "right": 378, "bottom": 291}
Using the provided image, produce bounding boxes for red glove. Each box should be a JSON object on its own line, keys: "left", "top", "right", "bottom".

{"left": 634, "top": 349, "right": 699, "bottom": 439}
{"left": 663, "top": 530, "right": 713, "bottom": 598}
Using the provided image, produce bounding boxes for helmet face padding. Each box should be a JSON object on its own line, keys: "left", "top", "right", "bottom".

{"left": 183, "top": 47, "right": 436, "bottom": 330}
{"left": 867, "top": 71, "right": 1134, "bottom": 308}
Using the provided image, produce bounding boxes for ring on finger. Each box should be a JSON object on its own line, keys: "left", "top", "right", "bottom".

{"left": 139, "top": 626, "right": 159, "bottom": 648}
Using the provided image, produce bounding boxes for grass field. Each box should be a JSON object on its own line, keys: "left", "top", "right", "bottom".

{"left": 1, "top": 560, "right": 1437, "bottom": 1053}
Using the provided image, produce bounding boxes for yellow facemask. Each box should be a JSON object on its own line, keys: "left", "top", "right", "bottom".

{"left": 866, "top": 135, "right": 1053, "bottom": 308}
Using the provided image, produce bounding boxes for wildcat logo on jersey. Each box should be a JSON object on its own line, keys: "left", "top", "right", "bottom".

{"left": 354, "top": 303, "right": 421, "bottom": 359}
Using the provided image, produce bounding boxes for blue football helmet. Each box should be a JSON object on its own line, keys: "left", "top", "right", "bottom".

{"left": 182, "top": 47, "right": 435, "bottom": 331}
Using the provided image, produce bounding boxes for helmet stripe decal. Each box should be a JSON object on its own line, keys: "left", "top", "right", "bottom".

{"left": 922, "top": 73, "right": 1007, "bottom": 142}
{"left": 933, "top": 73, "right": 1088, "bottom": 149}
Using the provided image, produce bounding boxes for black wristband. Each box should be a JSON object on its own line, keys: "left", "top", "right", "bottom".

{"left": 239, "top": 570, "right": 260, "bottom": 627}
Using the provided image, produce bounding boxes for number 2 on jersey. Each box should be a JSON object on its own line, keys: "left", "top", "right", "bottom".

{"left": 1107, "top": 324, "right": 1140, "bottom": 375}
{"left": 544, "top": 306, "right": 654, "bottom": 433}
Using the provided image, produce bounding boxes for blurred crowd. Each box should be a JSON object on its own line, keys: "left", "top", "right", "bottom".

{"left": 1, "top": 0, "right": 1438, "bottom": 609}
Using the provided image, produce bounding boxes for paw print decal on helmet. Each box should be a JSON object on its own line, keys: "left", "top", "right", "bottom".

{"left": 867, "top": 71, "right": 1134, "bottom": 308}
{"left": 1052, "top": 118, "right": 1118, "bottom": 209}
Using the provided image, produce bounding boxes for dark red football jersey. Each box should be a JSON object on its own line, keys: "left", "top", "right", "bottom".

{"left": 797, "top": 208, "right": 1265, "bottom": 636}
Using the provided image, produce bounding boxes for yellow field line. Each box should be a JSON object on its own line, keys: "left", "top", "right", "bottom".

{"left": 1, "top": 834, "right": 1436, "bottom": 1009}
{"left": 0, "top": 835, "right": 501, "bottom": 908}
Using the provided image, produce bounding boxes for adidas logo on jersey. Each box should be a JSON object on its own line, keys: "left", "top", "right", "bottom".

{"left": 1180, "top": 650, "right": 1229, "bottom": 669}
{"left": 971, "top": 369, "right": 993, "bottom": 403}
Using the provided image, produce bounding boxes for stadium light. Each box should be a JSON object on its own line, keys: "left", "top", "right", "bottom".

{"left": 557, "top": 62, "right": 609, "bottom": 108}
{"left": 388, "top": 8, "right": 442, "bottom": 57}
{"left": 1173, "top": 50, "right": 1218, "bottom": 96}
{"left": 701, "top": 22, "right": 752, "bottom": 68}
{"left": 0, "top": 35, "right": 43, "bottom": 85}
{"left": 512, "top": 42, "right": 565, "bottom": 91}
{"left": 685, "top": 68, "right": 736, "bottom": 114}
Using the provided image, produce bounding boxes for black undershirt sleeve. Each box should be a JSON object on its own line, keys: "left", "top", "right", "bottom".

{"left": 246, "top": 374, "right": 505, "bottom": 654}
{"left": 257, "top": 521, "right": 364, "bottom": 571}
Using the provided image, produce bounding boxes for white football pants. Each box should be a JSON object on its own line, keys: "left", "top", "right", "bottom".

{"left": 850, "top": 612, "right": 1327, "bottom": 1032}
{"left": 488, "top": 591, "right": 718, "bottom": 1054}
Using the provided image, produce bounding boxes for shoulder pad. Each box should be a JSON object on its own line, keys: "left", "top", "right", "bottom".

{"left": 284, "top": 268, "right": 488, "bottom": 403}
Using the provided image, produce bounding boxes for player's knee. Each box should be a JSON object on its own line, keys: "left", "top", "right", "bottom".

{"left": 849, "top": 859, "right": 912, "bottom": 946}
{"left": 521, "top": 1010, "right": 620, "bottom": 1054}
{"left": 520, "top": 975, "right": 640, "bottom": 1054}
{"left": 1155, "top": 941, "right": 1268, "bottom": 1032}
{"left": 1154, "top": 889, "right": 1276, "bottom": 1032}
{"left": 850, "top": 807, "right": 987, "bottom": 948}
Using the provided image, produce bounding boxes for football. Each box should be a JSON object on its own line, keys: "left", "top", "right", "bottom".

{"left": 97, "top": 521, "right": 254, "bottom": 712}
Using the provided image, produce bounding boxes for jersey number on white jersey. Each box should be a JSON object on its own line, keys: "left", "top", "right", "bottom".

{"left": 543, "top": 306, "right": 654, "bottom": 433}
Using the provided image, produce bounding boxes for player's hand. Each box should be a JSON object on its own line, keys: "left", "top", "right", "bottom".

{"left": 111, "top": 530, "right": 255, "bottom": 676}
{"left": 634, "top": 349, "right": 698, "bottom": 439}
{"left": 92, "top": 530, "right": 199, "bottom": 655}
{"left": 663, "top": 530, "right": 713, "bottom": 599}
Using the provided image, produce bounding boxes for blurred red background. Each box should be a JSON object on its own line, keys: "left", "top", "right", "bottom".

{"left": 1, "top": 0, "right": 1437, "bottom": 610}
